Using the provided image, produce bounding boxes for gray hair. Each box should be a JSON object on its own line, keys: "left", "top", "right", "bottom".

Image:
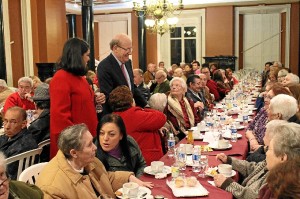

{"left": 272, "top": 122, "right": 300, "bottom": 161}
{"left": 277, "top": 69, "right": 289, "bottom": 78}
{"left": 149, "top": 93, "right": 167, "bottom": 112}
{"left": 109, "top": 33, "right": 130, "bottom": 50}
{"left": 273, "top": 61, "right": 282, "bottom": 68}
{"left": 156, "top": 69, "right": 167, "bottom": 78}
{"left": 58, "top": 124, "right": 89, "bottom": 159}
{"left": 0, "top": 79, "right": 8, "bottom": 88}
{"left": 269, "top": 94, "right": 298, "bottom": 120}
{"left": 133, "top": 68, "right": 143, "bottom": 76}
{"left": 265, "top": 120, "right": 288, "bottom": 139}
{"left": 0, "top": 152, "right": 7, "bottom": 171}
{"left": 286, "top": 73, "right": 300, "bottom": 84}
{"left": 170, "top": 77, "right": 187, "bottom": 92}
{"left": 18, "top": 77, "right": 33, "bottom": 87}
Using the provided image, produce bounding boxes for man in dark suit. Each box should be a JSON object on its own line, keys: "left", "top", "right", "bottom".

{"left": 97, "top": 33, "right": 147, "bottom": 115}
{"left": 186, "top": 75, "right": 208, "bottom": 118}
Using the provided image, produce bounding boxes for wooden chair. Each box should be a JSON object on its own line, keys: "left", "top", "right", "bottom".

{"left": 18, "top": 162, "right": 48, "bottom": 184}
{"left": 6, "top": 148, "right": 43, "bottom": 180}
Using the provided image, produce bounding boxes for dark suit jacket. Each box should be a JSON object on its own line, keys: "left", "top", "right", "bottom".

{"left": 97, "top": 53, "right": 147, "bottom": 115}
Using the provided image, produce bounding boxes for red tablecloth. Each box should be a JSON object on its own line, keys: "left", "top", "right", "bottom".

{"left": 140, "top": 128, "right": 249, "bottom": 199}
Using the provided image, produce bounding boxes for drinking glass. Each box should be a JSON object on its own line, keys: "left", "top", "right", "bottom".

{"left": 198, "top": 155, "right": 208, "bottom": 178}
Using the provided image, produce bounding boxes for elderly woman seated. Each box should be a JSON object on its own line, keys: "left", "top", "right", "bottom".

{"left": 259, "top": 158, "right": 300, "bottom": 199}
{"left": 36, "top": 124, "right": 152, "bottom": 198}
{"left": 109, "top": 86, "right": 166, "bottom": 165}
{"left": 164, "top": 77, "right": 200, "bottom": 140}
{"left": 95, "top": 114, "right": 146, "bottom": 178}
{"left": 246, "top": 84, "right": 291, "bottom": 152}
{"left": 214, "top": 121, "right": 300, "bottom": 199}
{"left": 0, "top": 152, "right": 43, "bottom": 199}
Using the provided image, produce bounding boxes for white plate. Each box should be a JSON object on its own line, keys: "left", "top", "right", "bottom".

{"left": 144, "top": 166, "right": 171, "bottom": 175}
{"left": 222, "top": 133, "right": 242, "bottom": 139}
{"left": 208, "top": 143, "right": 232, "bottom": 150}
{"left": 214, "top": 105, "right": 223, "bottom": 109}
{"left": 186, "top": 134, "right": 204, "bottom": 140}
{"left": 236, "top": 125, "right": 245, "bottom": 130}
{"left": 235, "top": 118, "right": 252, "bottom": 123}
{"left": 116, "top": 186, "right": 151, "bottom": 199}
{"left": 205, "top": 168, "right": 236, "bottom": 178}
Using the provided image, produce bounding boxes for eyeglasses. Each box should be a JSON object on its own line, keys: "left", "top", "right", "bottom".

{"left": 116, "top": 45, "right": 132, "bottom": 53}
{"left": 3, "top": 120, "right": 20, "bottom": 126}
{"left": 0, "top": 172, "right": 9, "bottom": 186}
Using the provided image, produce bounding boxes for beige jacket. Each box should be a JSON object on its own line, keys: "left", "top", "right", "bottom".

{"left": 36, "top": 151, "right": 133, "bottom": 199}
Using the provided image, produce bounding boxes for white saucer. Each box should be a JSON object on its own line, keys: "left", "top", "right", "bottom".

{"left": 208, "top": 143, "right": 232, "bottom": 150}
{"left": 236, "top": 125, "right": 245, "bottom": 130}
{"left": 205, "top": 168, "right": 236, "bottom": 178}
{"left": 144, "top": 166, "right": 171, "bottom": 175}
{"left": 221, "top": 170, "right": 237, "bottom": 178}
{"left": 235, "top": 118, "right": 252, "bottom": 123}
{"left": 116, "top": 186, "right": 151, "bottom": 199}
{"left": 222, "top": 133, "right": 242, "bottom": 139}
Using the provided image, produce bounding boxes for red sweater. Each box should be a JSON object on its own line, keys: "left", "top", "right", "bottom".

{"left": 114, "top": 107, "right": 166, "bottom": 165}
{"left": 206, "top": 79, "right": 220, "bottom": 101}
{"left": 3, "top": 92, "right": 35, "bottom": 113}
{"left": 50, "top": 70, "right": 98, "bottom": 158}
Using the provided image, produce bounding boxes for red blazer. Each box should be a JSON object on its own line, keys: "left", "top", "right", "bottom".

{"left": 114, "top": 107, "right": 166, "bottom": 165}
{"left": 50, "top": 70, "right": 98, "bottom": 158}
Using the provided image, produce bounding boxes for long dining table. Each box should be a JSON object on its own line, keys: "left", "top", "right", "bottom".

{"left": 140, "top": 119, "right": 250, "bottom": 199}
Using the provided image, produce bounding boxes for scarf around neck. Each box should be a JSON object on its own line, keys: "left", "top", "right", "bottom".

{"left": 167, "top": 95, "right": 195, "bottom": 131}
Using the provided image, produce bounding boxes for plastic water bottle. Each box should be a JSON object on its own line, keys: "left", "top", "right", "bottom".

{"left": 192, "top": 146, "right": 201, "bottom": 173}
{"left": 177, "top": 144, "right": 186, "bottom": 171}
{"left": 167, "top": 133, "right": 176, "bottom": 157}
{"left": 230, "top": 124, "right": 237, "bottom": 142}
{"left": 242, "top": 111, "right": 249, "bottom": 126}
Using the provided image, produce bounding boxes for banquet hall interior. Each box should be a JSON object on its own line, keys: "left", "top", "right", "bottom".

{"left": 0, "top": 0, "right": 299, "bottom": 86}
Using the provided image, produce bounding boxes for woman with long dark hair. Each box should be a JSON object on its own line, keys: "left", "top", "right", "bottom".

{"left": 50, "top": 38, "right": 105, "bottom": 158}
{"left": 95, "top": 114, "right": 147, "bottom": 177}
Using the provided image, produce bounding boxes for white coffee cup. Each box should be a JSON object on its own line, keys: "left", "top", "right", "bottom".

{"left": 151, "top": 161, "right": 164, "bottom": 174}
{"left": 122, "top": 182, "right": 139, "bottom": 198}
{"left": 218, "top": 164, "right": 232, "bottom": 176}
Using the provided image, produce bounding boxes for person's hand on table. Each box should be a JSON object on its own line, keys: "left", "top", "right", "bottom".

{"left": 129, "top": 175, "right": 154, "bottom": 189}
{"left": 216, "top": 153, "right": 227, "bottom": 163}
{"left": 214, "top": 174, "right": 227, "bottom": 187}
{"left": 194, "top": 101, "right": 204, "bottom": 110}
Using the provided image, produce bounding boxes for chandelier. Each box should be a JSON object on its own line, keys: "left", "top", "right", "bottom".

{"left": 133, "top": 0, "right": 184, "bottom": 36}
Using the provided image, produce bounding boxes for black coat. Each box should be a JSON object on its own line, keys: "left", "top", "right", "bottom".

{"left": 97, "top": 53, "right": 147, "bottom": 115}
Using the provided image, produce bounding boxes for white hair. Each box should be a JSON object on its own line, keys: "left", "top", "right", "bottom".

{"left": 286, "top": 73, "right": 300, "bottom": 84}
{"left": 269, "top": 94, "right": 298, "bottom": 120}
{"left": 169, "top": 77, "right": 187, "bottom": 91}
{"left": 265, "top": 120, "right": 288, "bottom": 139}
{"left": 148, "top": 93, "right": 167, "bottom": 112}
{"left": 0, "top": 79, "right": 8, "bottom": 88}
{"left": 277, "top": 69, "right": 289, "bottom": 78}
{"left": 18, "top": 77, "right": 33, "bottom": 87}
{"left": 156, "top": 69, "right": 167, "bottom": 78}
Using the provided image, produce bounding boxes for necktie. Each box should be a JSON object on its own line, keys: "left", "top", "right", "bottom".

{"left": 121, "top": 64, "right": 131, "bottom": 89}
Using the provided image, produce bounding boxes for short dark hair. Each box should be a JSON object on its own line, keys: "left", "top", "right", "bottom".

{"left": 186, "top": 75, "right": 200, "bottom": 87}
{"left": 213, "top": 69, "right": 224, "bottom": 82}
{"left": 109, "top": 86, "right": 133, "bottom": 112}
{"left": 265, "top": 62, "right": 273, "bottom": 66}
{"left": 5, "top": 106, "right": 27, "bottom": 121}
{"left": 56, "top": 38, "right": 89, "bottom": 76}
{"left": 96, "top": 114, "right": 133, "bottom": 171}
{"left": 192, "top": 61, "right": 200, "bottom": 66}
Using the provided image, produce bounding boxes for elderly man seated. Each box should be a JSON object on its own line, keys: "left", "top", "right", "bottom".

{"left": 151, "top": 70, "right": 170, "bottom": 94}
{"left": 214, "top": 121, "right": 300, "bottom": 199}
{"left": 0, "top": 106, "right": 38, "bottom": 179}
{"left": 2, "top": 77, "right": 35, "bottom": 114}
{"left": 186, "top": 75, "right": 209, "bottom": 118}
{"left": 133, "top": 69, "right": 150, "bottom": 101}
{"left": 0, "top": 151, "right": 43, "bottom": 198}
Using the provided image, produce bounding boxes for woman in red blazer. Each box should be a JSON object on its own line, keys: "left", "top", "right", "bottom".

{"left": 109, "top": 86, "right": 166, "bottom": 165}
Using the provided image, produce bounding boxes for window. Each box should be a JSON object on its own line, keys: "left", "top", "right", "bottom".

{"left": 170, "top": 26, "right": 197, "bottom": 65}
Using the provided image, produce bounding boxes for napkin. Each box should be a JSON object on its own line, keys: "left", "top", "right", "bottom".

{"left": 208, "top": 180, "right": 216, "bottom": 187}
{"left": 203, "top": 132, "right": 215, "bottom": 143}
{"left": 166, "top": 180, "right": 209, "bottom": 197}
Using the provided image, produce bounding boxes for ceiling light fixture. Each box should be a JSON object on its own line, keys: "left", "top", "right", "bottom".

{"left": 133, "top": 0, "right": 184, "bottom": 36}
